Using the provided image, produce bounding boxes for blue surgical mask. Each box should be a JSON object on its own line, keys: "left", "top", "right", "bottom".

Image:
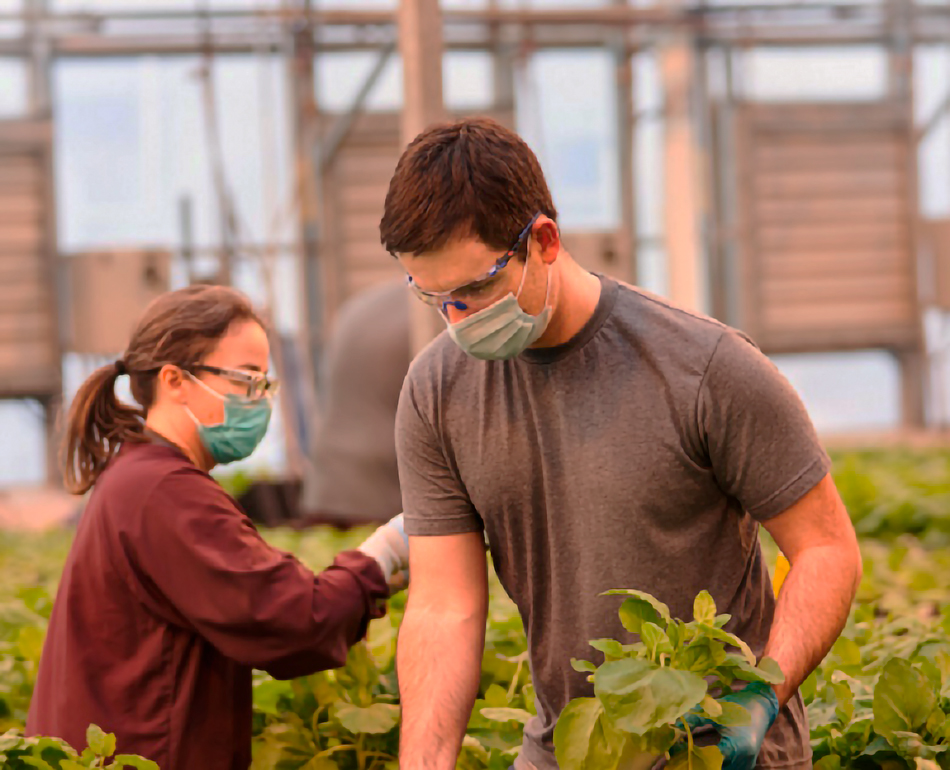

{"left": 186, "top": 376, "right": 272, "bottom": 465}
{"left": 447, "top": 253, "right": 552, "bottom": 361}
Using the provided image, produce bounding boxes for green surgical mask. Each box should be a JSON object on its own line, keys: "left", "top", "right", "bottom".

{"left": 186, "top": 375, "right": 272, "bottom": 465}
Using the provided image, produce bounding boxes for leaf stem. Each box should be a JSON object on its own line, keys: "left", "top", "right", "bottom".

{"left": 685, "top": 717, "right": 695, "bottom": 770}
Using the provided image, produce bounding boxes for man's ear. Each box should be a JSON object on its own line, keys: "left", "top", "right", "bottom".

{"left": 534, "top": 218, "right": 560, "bottom": 265}
{"left": 158, "top": 364, "right": 188, "bottom": 405}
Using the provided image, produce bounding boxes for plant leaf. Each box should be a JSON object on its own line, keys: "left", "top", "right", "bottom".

{"left": 572, "top": 659, "right": 598, "bottom": 674}
{"left": 484, "top": 683, "right": 509, "bottom": 708}
{"left": 700, "top": 695, "right": 722, "bottom": 719}
{"left": 594, "top": 659, "right": 707, "bottom": 736}
{"left": 832, "top": 682, "right": 855, "bottom": 725}
{"left": 675, "top": 639, "right": 727, "bottom": 676}
{"left": 553, "top": 698, "right": 606, "bottom": 770}
{"left": 618, "top": 598, "right": 663, "bottom": 636}
{"left": 715, "top": 702, "right": 752, "bottom": 728}
{"left": 693, "top": 592, "right": 717, "bottom": 625}
{"left": 873, "top": 659, "right": 937, "bottom": 740}
{"left": 112, "top": 757, "right": 161, "bottom": 770}
{"left": 333, "top": 702, "right": 400, "bottom": 734}
{"left": 666, "top": 744, "right": 724, "bottom": 770}
{"left": 640, "top": 622, "right": 673, "bottom": 658}
{"left": 480, "top": 708, "right": 533, "bottom": 725}
{"left": 696, "top": 625, "right": 756, "bottom": 666}
{"left": 590, "top": 638, "right": 626, "bottom": 659}
{"left": 726, "top": 656, "right": 786, "bottom": 685}
{"left": 602, "top": 590, "right": 672, "bottom": 625}
{"left": 86, "top": 725, "right": 116, "bottom": 758}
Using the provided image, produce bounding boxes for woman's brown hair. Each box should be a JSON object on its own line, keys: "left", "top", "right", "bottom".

{"left": 62, "top": 284, "right": 263, "bottom": 494}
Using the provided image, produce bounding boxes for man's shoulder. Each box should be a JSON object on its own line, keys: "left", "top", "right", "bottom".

{"left": 613, "top": 279, "right": 731, "bottom": 336}
{"left": 405, "top": 328, "right": 474, "bottom": 390}
{"left": 609, "top": 278, "right": 745, "bottom": 359}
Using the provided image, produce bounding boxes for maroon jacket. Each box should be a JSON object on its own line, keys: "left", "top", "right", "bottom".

{"left": 27, "top": 441, "right": 388, "bottom": 769}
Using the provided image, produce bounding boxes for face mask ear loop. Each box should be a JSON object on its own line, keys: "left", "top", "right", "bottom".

{"left": 514, "top": 234, "right": 533, "bottom": 300}
{"left": 516, "top": 234, "right": 553, "bottom": 318}
{"left": 186, "top": 370, "right": 227, "bottom": 402}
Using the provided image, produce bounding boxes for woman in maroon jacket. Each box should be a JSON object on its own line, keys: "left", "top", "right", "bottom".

{"left": 27, "top": 285, "right": 408, "bottom": 769}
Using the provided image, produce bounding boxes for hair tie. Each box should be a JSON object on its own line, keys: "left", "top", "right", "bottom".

{"left": 115, "top": 359, "right": 128, "bottom": 376}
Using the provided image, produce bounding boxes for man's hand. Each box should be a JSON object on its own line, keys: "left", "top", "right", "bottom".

{"left": 682, "top": 682, "right": 779, "bottom": 770}
{"left": 357, "top": 514, "right": 410, "bottom": 591}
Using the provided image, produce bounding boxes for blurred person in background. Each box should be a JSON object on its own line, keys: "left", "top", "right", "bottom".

{"left": 300, "top": 277, "right": 412, "bottom": 528}
{"left": 26, "top": 284, "right": 408, "bottom": 769}
{"left": 384, "top": 118, "right": 863, "bottom": 770}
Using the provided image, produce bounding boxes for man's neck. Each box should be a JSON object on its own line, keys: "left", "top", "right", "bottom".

{"left": 532, "top": 260, "right": 602, "bottom": 349}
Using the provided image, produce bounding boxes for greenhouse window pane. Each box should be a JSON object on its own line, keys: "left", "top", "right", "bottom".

{"left": 0, "top": 58, "right": 27, "bottom": 117}
{"left": 743, "top": 47, "right": 887, "bottom": 102}
{"left": 516, "top": 49, "right": 619, "bottom": 230}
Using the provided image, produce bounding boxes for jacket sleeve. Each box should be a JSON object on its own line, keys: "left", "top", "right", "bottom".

{"left": 127, "top": 467, "right": 389, "bottom": 679}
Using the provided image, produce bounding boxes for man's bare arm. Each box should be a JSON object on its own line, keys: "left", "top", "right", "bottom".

{"left": 397, "top": 531, "right": 489, "bottom": 770}
{"left": 761, "top": 473, "right": 863, "bottom": 705}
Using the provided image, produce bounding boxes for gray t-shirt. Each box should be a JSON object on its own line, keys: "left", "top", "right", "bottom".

{"left": 397, "top": 275, "right": 829, "bottom": 770}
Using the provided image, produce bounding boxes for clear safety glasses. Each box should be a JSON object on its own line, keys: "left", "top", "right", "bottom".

{"left": 190, "top": 365, "right": 280, "bottom": 401}
{"left": 406, "top": 213, "right": 541, "bottom": 313}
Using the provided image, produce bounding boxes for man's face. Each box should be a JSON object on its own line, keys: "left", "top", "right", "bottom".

{"left": 398, "top": 218, "right": 556, "bottom": 325}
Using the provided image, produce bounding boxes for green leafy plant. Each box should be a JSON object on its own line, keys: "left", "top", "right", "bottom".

{"left": 8, "top": 447, "right": 950, "bottom": 770}
{"left": 554, "top": 590, "right": 784, "bottom": 770}
{"left": 0, "top": 724, "right": 158, "bottom": 769}
{"left": 807, "top": 605, "right": 950, "bottom": 769}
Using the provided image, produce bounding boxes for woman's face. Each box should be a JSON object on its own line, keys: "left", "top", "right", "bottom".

{"left": 184, "top": 319, "right": 272, "bottom": 427}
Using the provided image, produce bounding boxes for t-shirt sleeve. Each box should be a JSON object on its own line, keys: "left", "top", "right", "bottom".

{"left": 697, "top": 330, "right": 831, "bottom": 521}
{"left": 130, "top": 467, "right": 389, "bottom": 679}
{"left": 396, "top": 373, "right": 482, "bottom": 536}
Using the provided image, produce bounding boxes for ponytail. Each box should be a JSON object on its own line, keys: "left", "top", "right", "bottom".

{"left": 62, "top": 360, "right": 147, "bottom": 494}
{"left": 61, "top": 284, "right": 263, "bottom": 494}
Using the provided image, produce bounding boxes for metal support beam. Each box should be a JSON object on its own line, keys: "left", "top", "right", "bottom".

{"left": 898, "top": 348, "right": 927, "bottom": 428}
{"left": 613, "top": 7, "right": 637, "bottom": 285}
{"left": 289, "top": 12, "right": 324, "bottom": 406}
{"left": 25, "top": 0, "right": 52, "bottom": 116}
{"left": 1, "top": 3, "right": 937, "bottom": 60}
{"left": 399, "top": 0, "right": 447, "bottom": 357}
{"left": 318, "top": 42, "right": 396, "bottom": 170}
{"left": 916, "top": 87, "right": 950, "bottom": 145}
{"left": 661, "top": 34, "right": 705, "bottom": 312}
{"left": 399, "top": 0, "right": 445, "bottom": 143}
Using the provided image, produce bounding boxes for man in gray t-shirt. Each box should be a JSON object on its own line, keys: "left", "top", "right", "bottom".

{"left": 381, "top": 117, "right": 863, "bottom": 770}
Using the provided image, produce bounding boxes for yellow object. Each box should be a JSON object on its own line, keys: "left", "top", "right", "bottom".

{"left": 773, "top": 553, "right": 791, "bottom": 597}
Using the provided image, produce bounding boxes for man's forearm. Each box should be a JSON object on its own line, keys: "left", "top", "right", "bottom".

{"left": 397, "top": 601, "right": 486, "bottom": 769}
{"left": 763, "top": 545, "right": 862, "bottom": 705}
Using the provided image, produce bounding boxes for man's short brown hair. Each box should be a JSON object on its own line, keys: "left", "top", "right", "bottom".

{"left": 380, "top": 117, "right": 557, "bottom": 257}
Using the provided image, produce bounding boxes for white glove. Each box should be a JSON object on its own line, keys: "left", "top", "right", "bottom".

{"left": 357, "top": 514, "right": 410, "bottom": 584}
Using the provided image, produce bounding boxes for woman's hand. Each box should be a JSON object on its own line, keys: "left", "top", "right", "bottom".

{"left": 357, "top": 514, "right": 410, "bottom": 592}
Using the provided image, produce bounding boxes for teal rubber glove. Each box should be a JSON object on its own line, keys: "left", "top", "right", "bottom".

{"left": 683, "top": 682, "right": 779, "bottom": 770}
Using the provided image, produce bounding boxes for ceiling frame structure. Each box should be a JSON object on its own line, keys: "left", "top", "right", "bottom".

{"left": 0, "top": 0, "right": 945, "bottom": 483}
